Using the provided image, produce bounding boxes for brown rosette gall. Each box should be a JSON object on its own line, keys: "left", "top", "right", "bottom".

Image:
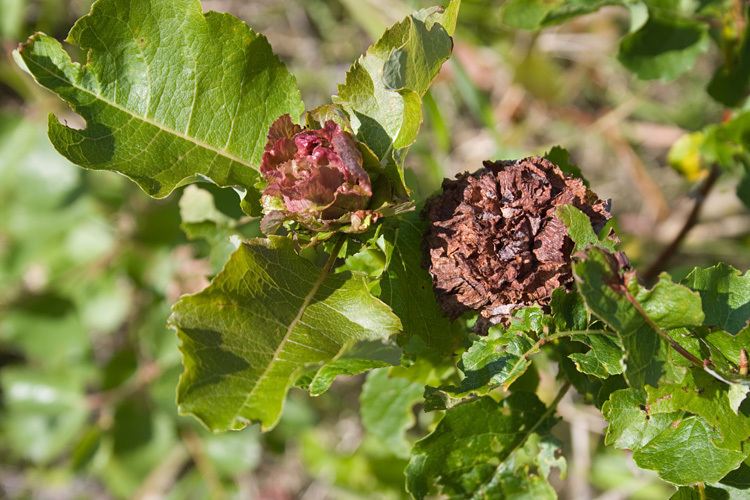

{"left": 260, "top": 114, "right": 374, "bottom": 234}
{"left": 422, "top": 156, "right": 612, "bottom": 330}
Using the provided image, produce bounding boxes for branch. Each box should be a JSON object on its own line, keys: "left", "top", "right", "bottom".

{"left": 643, "top": 165, "right": 721, "bottom": 282}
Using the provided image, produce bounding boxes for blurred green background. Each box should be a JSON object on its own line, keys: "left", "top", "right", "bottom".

{"left": 1, "top": 0, "right": 747, "bottom": 499}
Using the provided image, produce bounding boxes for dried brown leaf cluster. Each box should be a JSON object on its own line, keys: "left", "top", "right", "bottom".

{"left": 422, "top": 157, "right": 611, "bottom": 328}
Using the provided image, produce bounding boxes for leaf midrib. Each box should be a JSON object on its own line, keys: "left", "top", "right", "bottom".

{"left": 236, "top": 250, "right": 333, "bottom": 423}
{"left": 24, "top": 38, "right": 256, "bottom": 170}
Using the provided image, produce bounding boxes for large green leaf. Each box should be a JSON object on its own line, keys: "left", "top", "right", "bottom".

{"left": 682, "top": 264, "right": 750, "bottom": 335}
{"left": 378, "top": 211, "right": 464, "bottom": 356}
{"left": 671, "top": 459, "right": 750, "bottom": 499}
{"left": 331, "top": 1, "right": 459, "bottom": 198}
{"left": 405, "top": 393, "right": 560, "bottom": 499}
{"left": 645, "top": 370, "right": 750, "bottom": 451}
{"left": 573, "top": 247, "right": 704, "bottom": 388}
{"left": 617, "top": 10, "right": 709, "bottom": 81}
{"left": 603, "top": 388, "right": 750, "bottom": 486}
{"left": 170, "top": 237, "right": 401, "bottom": 431}
{"left": 360, "top": 368, "right": 424, "bottom": 459}
{"left": 708, "top": 22, "right": 750, "bottom": 108}
{"left": 634, "top": 416, "right": 748, "bottom": 485}
{"left": 14, "top": 0, "right": 304, "bottom": 198}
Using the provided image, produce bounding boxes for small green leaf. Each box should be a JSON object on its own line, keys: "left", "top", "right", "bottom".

{"left": 701, "top": 112, "right": 750, "bottom": 170}
{"left": 422, "top": 385, "right": 474, "bottom": 412}
{"left": 682, "top": 263, "right": 750, "bottom": 335}
{"left": 550, "top": 287, "right": 589, "bottom": 332}
{"left": 542, "top": 0, "right": 629, "bottom": 26}
{"left": 451, "top": 329, "right": 537, "bottom": 393}
{"left": 332, "top": 1, "right": 458, "bottom": 198}
{"left": 360, "top": 368, "right": 424, "bottom": 459}
{"left": 569, "top": 333, "right": 624, "bottom": 378}
{"left": 14, "top": 0, "right": 304, "bottom": 198}
{"left": 617, "top": 11, "right": 710, "bottom": 81}
{"left": 501, "top": 0, "right": 631, "bottom": 29}
{"left": 405, "top": 393, "right": 559, "bottom": 499}
{"left": 702, "top": 326, "right": 750, "bottom": 384}
{"left": 308, "top": 339, "right": 401, "bottom": 395}
{"left": 544, "top": 146, "right": 587, "bottom": 185}
{"left": 557, "top": 205, "right": 616, "bottom": 253}
{"left": 171, "top": 237, "right": 401, "bottom": 431}
{"left": 179, "top": 185, "right": 242, "bottom": 274}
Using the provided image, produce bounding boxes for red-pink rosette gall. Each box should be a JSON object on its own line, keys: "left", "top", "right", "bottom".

{"left": 259, "top": 114, "right": 375, "bottom": 234}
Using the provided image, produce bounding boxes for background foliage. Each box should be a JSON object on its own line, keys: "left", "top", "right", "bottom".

{"left": 1, "top": 0, "right": 749, "bottom": 499}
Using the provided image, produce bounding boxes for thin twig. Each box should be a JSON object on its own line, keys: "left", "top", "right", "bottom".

{"left": 643, "top": 165, "right": 721, "bottom": 282}
{"left": 623, "top": 292, "right": 704, "bottom": 369}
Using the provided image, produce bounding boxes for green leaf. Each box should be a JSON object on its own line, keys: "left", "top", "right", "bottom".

{"left": 331, "top": 1, "right": 458, "bottom": 198}
{"left": 701, "top": 112, "right": 750, "bottom": 169}
{"left": 425, "top": 307, "right": 557, "bottom": 402}
{"left": 602, "top": 388, "right": 684, "bottom": 451}
{"left": 672, "top": 458, "right": 750, "bottom": 498}
{"left": 634, "top": 415, "right": 748, "bottom": 485}
{"left": 557, "top": 204, "right": 617, "bottom": 253}
{"left": 569, "top": 333, "right": 624, "bottom": 378}
{"left": 500, "top": 0, "right": 550, "bottom": 30}
{"left": 708, "top": 22, "right": 750, "bottom": 108}
{"left": 378, "top": 211, "right": 464, "bottom": 356}
{"left": 604, "top": 387, "right": 750, "bottom": 486}
{"left": 549, "top": 286, "right": 590, "bottom": 332}
{"left": 544, "top": 146, "right": 587, "bottom": 185}
{"left": 170, "top": 237, "right": 401, "bottom": 431}
{"left": 501, "top": 0, "right": 630, "bottom": 30}
{"left": 617, "top": 10, "right": 710, "bottom": 81}
{"left": 308, "top": 339, "right": 401, "bottom": 395}
{"left": 450, "top": 329, "right": 537, "bottom": 393}
{"left": 573, "top": 247, "right": 704, "bottom": 388}
{"left": 179, "top": 185, "right": 243, "bottom": 274}
{"left": 360, "top": 368, "right": 424, "bottom": 459}
{"left": 645, "top": 370, "right": 750, "bottom": 451}
{"left": 682, "top": 263, "right": 750, "bottom": 335}
{"left": 14, "top": 0, "right": 304, "bottom": 198}
{"left": 704, "top": 326, "right": 750, "bottom": 369}
{"left": 405, "top": 393, "right": 559, "bottom": 499}
{"left": 422, "top": 385, "right": 474, "bottom": 411}
{"left": 542, "top": 0, "right": 629, "bottom": 26}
